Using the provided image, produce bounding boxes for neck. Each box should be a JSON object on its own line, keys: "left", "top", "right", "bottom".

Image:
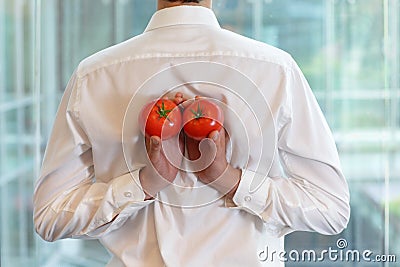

{"left": 157, "top": 0, "right": 212, "bottom": 10}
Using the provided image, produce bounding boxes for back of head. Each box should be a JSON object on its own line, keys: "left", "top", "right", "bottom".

{"left": 167, "top": 0, "right": 202, "bottom": 2}
{"left": 158, "top": 0, "right": 211, "bottom": 10}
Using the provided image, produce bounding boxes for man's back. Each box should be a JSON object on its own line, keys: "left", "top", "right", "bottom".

{"left": 34, "top": 5, "right": 349, "bottom": 267}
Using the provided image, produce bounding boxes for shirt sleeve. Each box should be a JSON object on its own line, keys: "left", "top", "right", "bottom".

{"left": 229, "top": 61, "right": 350, "bottom": 237}
{"left": 33, "top": 70, "right": 153, "bottom": 242}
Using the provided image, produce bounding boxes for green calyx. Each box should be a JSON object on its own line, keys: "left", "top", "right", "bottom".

{"left": 190, "top": 102, "right": 205, "bottom": 119}
{"left": 156, "top": 101, "right": 173, "bottom": 120}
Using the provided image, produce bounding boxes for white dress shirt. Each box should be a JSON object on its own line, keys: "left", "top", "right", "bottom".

{"left": 33, "top": 6, "right": 350, "bottom": 267}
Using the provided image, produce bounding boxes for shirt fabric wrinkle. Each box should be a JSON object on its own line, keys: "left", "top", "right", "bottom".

{"left": 33, "top": 5, "right": 350, "bottom": 267}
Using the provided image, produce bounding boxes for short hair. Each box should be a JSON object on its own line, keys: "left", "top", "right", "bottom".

{"left": 167, "top": 0, "right": 202, "bottom": 3}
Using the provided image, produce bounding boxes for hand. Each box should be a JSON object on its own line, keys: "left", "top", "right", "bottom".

{"left": 173, "top": 92, "right": 186, "bottom": 106}
{"left": 139, "top": 133, "right": 184, "bottom": 200}
{"left": 185, "top": 128, "right": 241, "bottom": 198}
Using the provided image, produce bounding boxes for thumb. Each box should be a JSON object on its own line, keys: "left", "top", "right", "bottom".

{"left": 198, "top": 131, "right": 218, "bottom": 159}
{"left": 208, "top": 130, "right": 219, "bottom": 143}
{"left": 185, "top": 136, "right": 201, "bottom": 160}
{"left": 149, "top": 136, "right": 161, "bottom": 162}
{"left": 207, "top": 129, "right": 225, "bottom": 155}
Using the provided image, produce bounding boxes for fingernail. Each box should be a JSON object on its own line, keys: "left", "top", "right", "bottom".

{"left": 152, "top": 137, "right": 159, "bottom": 146}
{"left": 212, "top": 132, "right": 219, "bottom": 141}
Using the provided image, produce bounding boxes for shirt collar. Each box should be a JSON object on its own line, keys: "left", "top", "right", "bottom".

{"left": 144, "top": 5, "right": 220, "bottom": 32}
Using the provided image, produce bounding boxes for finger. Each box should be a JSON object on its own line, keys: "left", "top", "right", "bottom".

{"left": 174, "top": 97, "right": 183, "bottom": 105}
{"left": 162, "top": 131, "right": 185, "bottom": 168}
{"left": 208, "top": 130, "right": 219, "bottom": 142}
{"left": 208, "top": 129, "right": 224, "bottom": 146}
{"left": 185, "top": 136, "right": 201, "bottom": 160}
{"left": 173, "top": 92, "right": 187, "bottom": 105}
{"left": 218, "top": 127, "right": 226, "bottom": 147}
{"left": 208, "top": 128, "right": 226, "bottom": 156}
{"left": 179, "top": 131, "right": 185, "bottom": 155}
{"left": 179, "top": 97, "right": 193, "bottom": 109}
{"left": 145, "top": 135, "right": 150, "bottom": 151}
{"left": 149, "top": 136, "right": 161, "bottom": 162}
{"left": 185, "top": 135, "right": 217, "bottom": 172}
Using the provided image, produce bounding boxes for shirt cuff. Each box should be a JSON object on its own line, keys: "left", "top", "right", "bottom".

{"left": 113, "top": 168, "right": 149, "bottom": 208}
{"left": 228, "top": 169, "right": 270, "bottom": 217}
{"left": 87, "top": 169, "right": 153, "bottom": 236}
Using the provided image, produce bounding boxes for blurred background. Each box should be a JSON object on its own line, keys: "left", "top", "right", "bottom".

{"left": 0, "top": 0, "right": 399, "bottom": 266}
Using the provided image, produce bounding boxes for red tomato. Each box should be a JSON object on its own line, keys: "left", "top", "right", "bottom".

{"left": 183, "top": 98, "right": 224, "bottom": 140}
{"left": 138, "top": 99, "right": 182, "bottom": 140}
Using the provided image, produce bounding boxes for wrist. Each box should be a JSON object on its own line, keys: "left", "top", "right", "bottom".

{"left": 139, "top": 167, "right": 169, "bottom": 200}
{"left": 225, "top": 175, "right": 240, "bottom": 199}
{"left": 209, "top": 164, "right": 241, "bottom": 197}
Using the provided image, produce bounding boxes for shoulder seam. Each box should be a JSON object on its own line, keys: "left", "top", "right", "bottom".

{"left": 76, "top": 51, "right": 295, "bottom": 78}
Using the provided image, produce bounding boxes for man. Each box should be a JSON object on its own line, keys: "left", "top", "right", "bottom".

{"left": 33, "top": 0, "right": 350, "bottom": 266}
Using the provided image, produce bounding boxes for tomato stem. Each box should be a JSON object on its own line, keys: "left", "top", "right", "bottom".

{"left": 190, "top": 102, "right": 205, "bottom": 119}
{"left": 156, "top": 101, "right": 173, "bottom": 122}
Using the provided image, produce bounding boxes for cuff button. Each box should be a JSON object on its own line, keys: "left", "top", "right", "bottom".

{"left": 124, "top": 192, "right": 132, "bottom": 198}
